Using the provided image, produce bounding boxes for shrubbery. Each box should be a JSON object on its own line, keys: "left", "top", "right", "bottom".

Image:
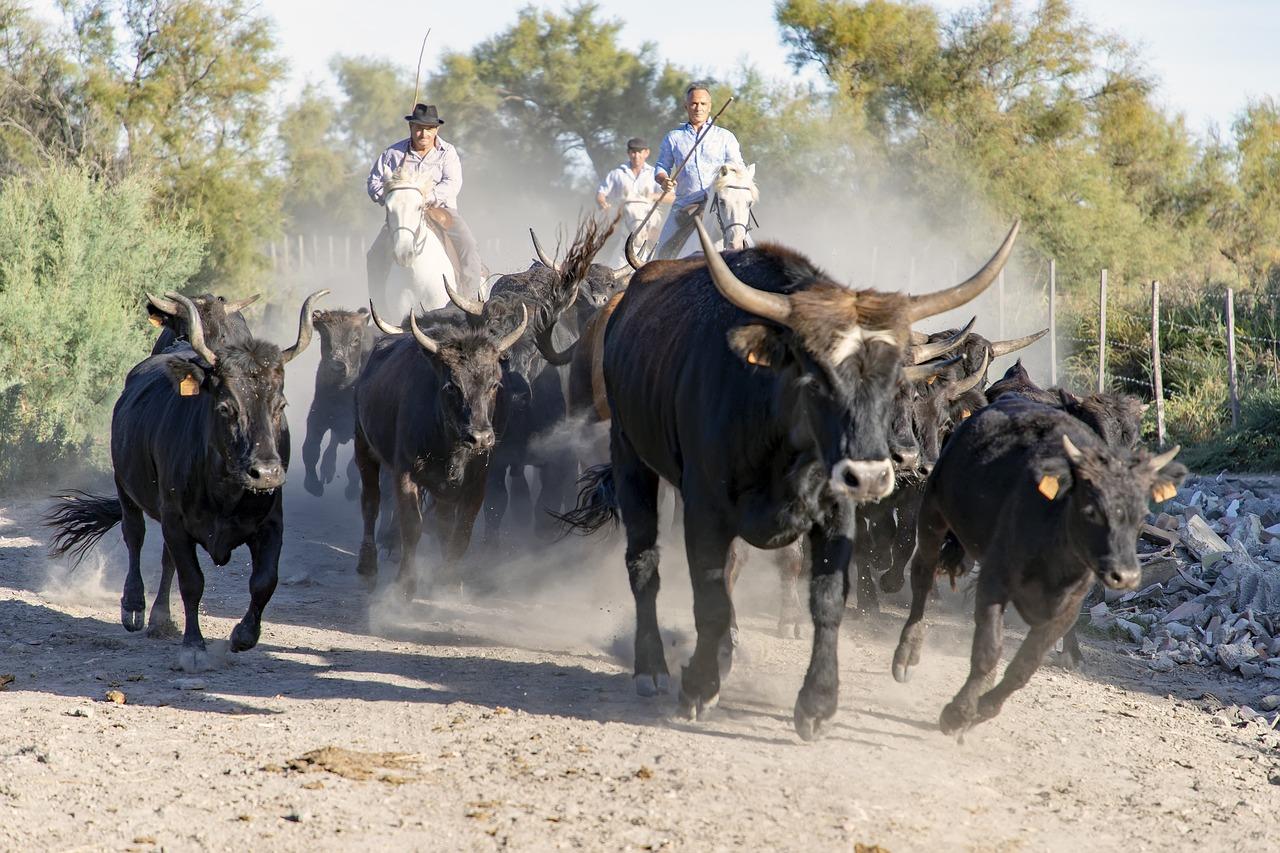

{"left": 0, "top": 166, "right": 204, "bottom": 488}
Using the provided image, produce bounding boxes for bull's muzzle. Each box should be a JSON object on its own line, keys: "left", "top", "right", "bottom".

{"left": 245, "top": 459, "right": 285, "bottom": 491}
{"left": 890, "top": 447, "right": 920, "bottom": 473}
{"left": 463, "top": 428, "right": 495, "bottom": 450}
{"left": 829, "top": 459, "right": 895, "bottom": 503}
{"left": 1098, "top": 561, "right": 1141, "bottom": 591}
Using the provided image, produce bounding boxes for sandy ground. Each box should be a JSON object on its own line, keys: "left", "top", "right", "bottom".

{"left": 4, "top": 476, "right": 1280, "bottom": 853}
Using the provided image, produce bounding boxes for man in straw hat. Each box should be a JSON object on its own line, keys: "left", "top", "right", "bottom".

{"left": 366, "top": 103, "right": 483, "bottom": 298}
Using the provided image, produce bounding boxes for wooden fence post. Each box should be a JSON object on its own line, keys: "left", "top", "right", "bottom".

{"left": 1049, "top": 258, "right": 1057, "bottom": 386}
{"left": 1097, "top": 268, "right": 1107, "bottom": 393}
{"left": 345, "top": 235, "right": 351, "bottom": 270}
{"left": 328, "top": 234, "right": 335, "bottom": 269}
{"left": 296, "top": 234, "right": 304, "bottom": 271}
{"left": 268, "top": 241, "right": 277, "bottom": 273}
{"left": 1227, "top": 288, "right": 1240, "bottom": 429}
{"left": 1151, "top": 281, "right": 1166, "bottom": 449}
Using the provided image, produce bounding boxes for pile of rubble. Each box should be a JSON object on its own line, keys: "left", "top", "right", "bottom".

{"left": 1088, "top": 475, "right": 1280, "bottom": 683}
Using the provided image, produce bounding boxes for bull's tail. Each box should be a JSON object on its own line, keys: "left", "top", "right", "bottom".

{"left": 937, "top": 530, "right": 971, "bottom": 589}
{"left": 44, "top": 490, "right": 123, "bottom": 567}
{"left": 550, "top": 464, "right": 619, "bottom": 536}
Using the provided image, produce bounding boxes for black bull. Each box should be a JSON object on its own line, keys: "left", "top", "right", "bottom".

{"left": 46, "top": 290, "right": 326, "bottom": 670}
{"left": 891, "top": 396, "right": 1184, "bottom": 736}
{"left": 561, "top": 218, "right": 1020, "bottom": 739}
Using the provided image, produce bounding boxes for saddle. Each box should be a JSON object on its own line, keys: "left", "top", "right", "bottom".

{"left": 654, "top": 200, "right": 706, "bottom": 260}
{"left": 423, "top": 207, "right": 464, "bottom": 282}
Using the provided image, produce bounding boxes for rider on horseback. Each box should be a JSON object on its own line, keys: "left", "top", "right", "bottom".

{"left": 652, "top": 82, "right": 745, "bottom": 260}
{"left": 366, "top": 103, "right": 483, "bottom": 300}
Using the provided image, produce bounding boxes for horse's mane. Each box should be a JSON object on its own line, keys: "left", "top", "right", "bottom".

{"left": 386, "top": 164, "right": 432, "bottom": 190}
{"left": 712, "top": 163, "right": 760, "bottom": 202}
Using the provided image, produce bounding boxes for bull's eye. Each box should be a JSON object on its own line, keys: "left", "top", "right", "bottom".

{"left": 1082, "top": 503, "right": 1100, "bottom": 521}
{"left": 216, "top": 401, "right": 237, "bottom": 420}
{"left": 442, "top": 381, "right": 460, "bottom": 399}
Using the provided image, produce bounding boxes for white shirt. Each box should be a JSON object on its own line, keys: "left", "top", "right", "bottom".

{"left": 596, "top": 163, "right": 659, "bottom": 204}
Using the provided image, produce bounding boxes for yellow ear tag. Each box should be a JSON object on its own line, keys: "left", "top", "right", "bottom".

{"left": 1152, "top": 482, "right": 1177, "bottom": 502}
{"left": 927, "top": 375, "right": 936, "bottom": 385}
{"left": 148, "top": 314, "right": 164, "bottom": 327}
{"left": 746, "top": 350, "right": 770, "bottom": 367}
{"left": 179, "top": 375, "right": 200, "bottom": 397}
{"left": 961, "top": 409, "right": 971, "bottom": 419}
{"left": 1037, "top": 475, "right": 1059, "bottom": 500}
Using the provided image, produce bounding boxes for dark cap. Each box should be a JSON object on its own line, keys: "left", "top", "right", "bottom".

{"left": 626, "top": 137, "right": 648, "bottom": 151}
{"left": 404, "top": 103, "right": 444, "bottom": 126}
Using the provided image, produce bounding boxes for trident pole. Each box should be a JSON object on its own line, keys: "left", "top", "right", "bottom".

{"left": 630, "top": 96, "right": 735, "bottom": 243}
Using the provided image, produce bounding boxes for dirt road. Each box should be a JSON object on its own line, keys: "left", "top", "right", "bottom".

{"left": 3, "top": 487, "right": 1279, "bottom": 852}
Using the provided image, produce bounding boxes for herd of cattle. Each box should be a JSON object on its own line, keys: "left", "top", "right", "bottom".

{"left": 43, "top": 217, "right": 1186, "bottom": 741}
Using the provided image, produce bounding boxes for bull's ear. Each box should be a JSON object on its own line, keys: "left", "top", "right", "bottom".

{"left": 166, "top": 359, "right": 206, "bottom": 397}
{"left": 1030, "top": 456, "right": 1073, "bottom": 501}
{"left": 1140, "top": 446, "right": 1187, "bottom": 503}
{"left": 357, "top": 307, "right": 370, "bottom": 321}
{"left": 727, "top": 324, "right": 789, "bottom": 370}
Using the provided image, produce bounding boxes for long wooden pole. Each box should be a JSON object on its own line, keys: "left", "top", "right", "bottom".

{"left": 1049, "top": 258, "right": 1057, "bottom": 385}
{"left": 1227, "top": 288, "right": 1240, "bottom": 429}
{"left": 997, "top": 268, "right": 1006, "bottom": 339}
{"left": 1151, "top": 281, "right": 1166, "bottom": 449}
{"left": 1097, "top": 268, "right": 1107, "bottom": 393}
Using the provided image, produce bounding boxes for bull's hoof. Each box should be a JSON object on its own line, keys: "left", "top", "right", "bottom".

{"left": 675, "top": 689, "right": 719, "bottom": 721}
{"left": 879, "top": 569, "right": 906, "bottom": 594}
{"left": 892, "top": 661, "right": 912, "bottom": 683}
{"left": 121, "top": 606, "right": 145, "bottom": 633}
{"left": 398, "top": 577, "right": 417, "bottom": 602}
{"left": 356, "top": 544, "right": 378, "bottom": 581}
{"left": 229, "top": 622, "right": 259, "bottom": 653}
{"left": 939, "top": 700, "right": 974, "bottom": 737}
{"left": 793, "top": 704, "right": 828, "bottom": 741}
{"left": 303, "top": 472, "right": 324, "bottom": 497}
{"left": 177, "top": 644, "right": 210, "bottom": 673}
{"left": 634, "top": 673, "right": 669, "bottom": 697}
{"left": 146, "top": 619, "right": 179, "bottom": 640}
{"left": 892, "top": 640, "right": 919, "bottom": 683}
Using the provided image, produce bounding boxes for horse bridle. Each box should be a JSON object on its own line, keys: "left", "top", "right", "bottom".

{"left": 710, "top": 184, "right": 756, "bottom": 244}
{"left": 384, "top": 182, "right": 430, "bottom": 256}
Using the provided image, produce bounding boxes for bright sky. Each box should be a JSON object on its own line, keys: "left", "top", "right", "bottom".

{"left": 29, "top": 1, "right": 1280, "bottom": 136}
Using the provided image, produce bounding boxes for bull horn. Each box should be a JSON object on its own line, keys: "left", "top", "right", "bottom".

{"left": 281, "top": 289, "right": 329, "bottom": 364}
{"left": 1144, "top": 444, "right": 1181, "bottom": 474}
{"left": 902, "top": 354, "right": 961, "bottom": 384}
{"left": 409, "top": 310, "right": 440, "bottom": 355}
{"left": 612, "top": 264, "right": 631, "bottom": 281}
{"left": 948, "top": 349, "right": 990, "bottom": 399}
{"left": 695, "top": 218, "right": 791, "bottom": 325}
{"left": 989, "top": 327, "right": 1048, "bottom": 358}
{"left": 625, "top": 231, "right": 644, "bottom": 270}
{"left": 147, "top": 293, "right": 180, "bottom": 316}
{"left": 530, "top": 228, "right": 561, "bottom": 273}
{"left": 494, "top": 304, "right": 529, "bottom": 354}
{"left": 908, "top": 329, "right": 929, "bottom": 346}
{"left": 368, "top": 300, "right": 403, "bottom": 335}
{"left": 164, "top": 292, "right": 217, "bottom": 366}
{"left": 906, "top": 220, "right": 1020, "bottom": 322}
{"left": 908, "top": 317, "right": 975, "bottom": 365}
{"left": 223, "top": 293, "right": 261, "bottom": 314}
{"left": 535, "top": 318, "right": 576, "bottom": 366}
{"left": 443, "top": 275, "right": 484, "bottom": 316}
{"left": 1062, "top": 434, "right": 1085, "bottom": 464}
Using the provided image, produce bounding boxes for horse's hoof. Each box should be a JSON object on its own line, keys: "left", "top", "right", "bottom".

{"left": 634, "top": 673, "right": 669, "bottom": 697}
{"left": 176, "top": 645, "right": 210, "bottom": 673}
{"left": 793, "top": 705, "right": 826, "bottom": 742}
{"left": 229, "top": 622, "right": 259, "bottom": 653}
{"left": 303, "top": 474, "right": 324, "bottom": 497}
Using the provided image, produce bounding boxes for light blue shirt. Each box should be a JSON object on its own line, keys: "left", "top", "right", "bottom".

{"left": 653, "top": 122, "right": 744, "bottom": 208}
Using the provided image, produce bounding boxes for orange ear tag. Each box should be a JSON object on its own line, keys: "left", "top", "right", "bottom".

{"left": 1037, "top": 475, "right": 1059, "bottom": 500}
{"left": 1152, "top": 482, "right": 1177, "bottom": 502}
{"left": 961, "top": 409, "right": 971, "bottom": 419}
{"left": 148, "top": 314, "right": 164, "bottom": 327}
{"left": 927, "top": 376, "right": 936, "bottom": 385}
{"left": 179, "top": 375, "right": 200, "bottom": 397}
{"left": 746, "top": 350, "right": 770, "bottom": 367}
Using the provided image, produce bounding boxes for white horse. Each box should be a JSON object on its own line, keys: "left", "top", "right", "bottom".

{"left": 379, "top": 167, "right": 455, "bottom": 320}
{"left": 659, "top": 162, "right": 759, "bottom": 260}
{"left": 601, "top": 184, "right": 665, "bottom": 269}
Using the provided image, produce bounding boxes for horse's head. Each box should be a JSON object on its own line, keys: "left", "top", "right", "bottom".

{"left": 383, "top": 168, "right": 432, "bottom": 267}
{"left": 711, "top": 163, "right": 758, "bottom": 250}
